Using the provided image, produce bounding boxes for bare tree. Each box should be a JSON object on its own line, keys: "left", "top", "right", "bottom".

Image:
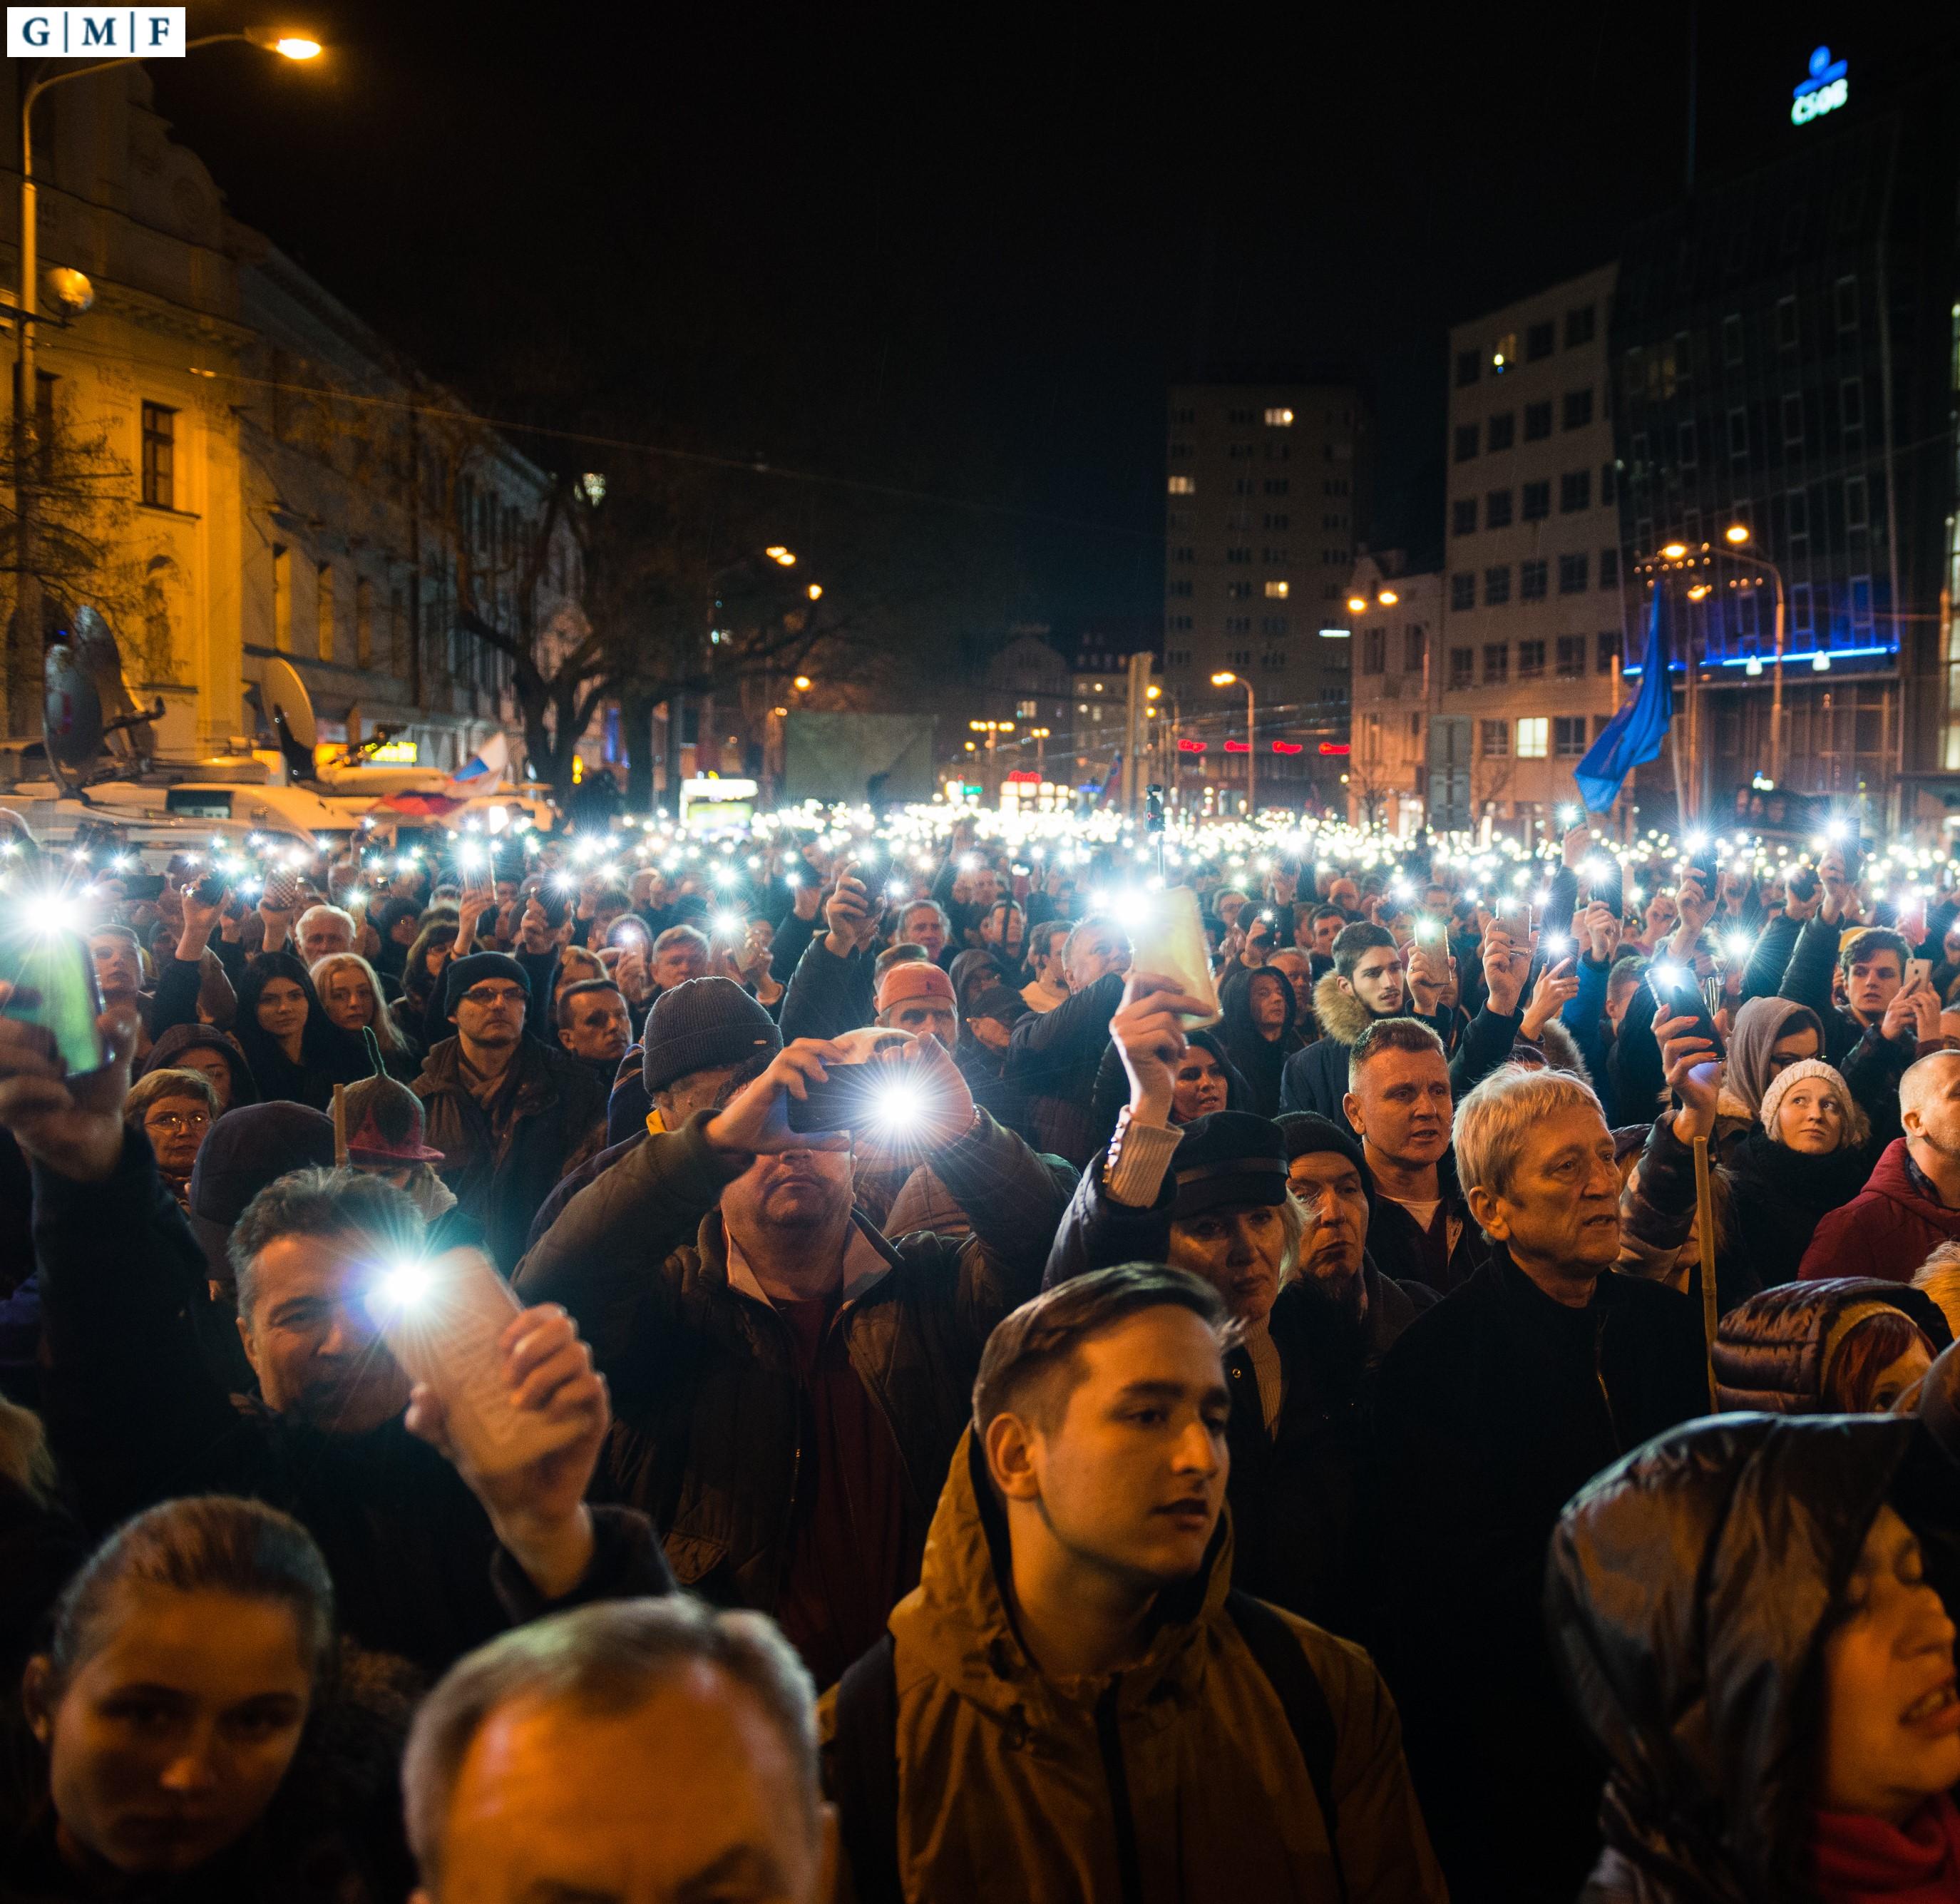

{"left": 0, "top": 394, "right": 140, "bottom": 736}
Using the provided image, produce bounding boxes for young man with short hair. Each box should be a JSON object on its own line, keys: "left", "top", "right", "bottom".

{"left": 823, "top": 1264, "right": 1444, "bottom": 1903}
{"left": 411, "top": 952, "right": 607, "bottom": 1270}
{"left": 555, "top": 976, "right": 632, "bottom": 1078}
{"left": 1281, "top": 922, "right": 1419, "bottom": 1122}
{"left": 1370, "top": 1062, "right": 1706, "bottom": 1900}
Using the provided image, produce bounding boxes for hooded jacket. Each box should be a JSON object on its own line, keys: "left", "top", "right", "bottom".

{"left": 819, "top": 1430, "right": 1446, "bottom": 1904}
{"left": 138, "top": 1021, "right": 261, "bottom": 1107}
{"left": 1709, "top": 1276, "right": 1951, "bottom": 1413}
{"left": 1799, "top": 1139, "right": 1960, "bottom": 1284}
{"left": 1279, "top": 974, "right": 1483, "bottom": 1123}
{"left": 1546, "top": 1413, "right": 1926, "bottom": 1903}
{"left": 1218, "top": 966, "right": 1304, "bottom": 1117}
{"left": 1368, "top": 1247, "right": 1711, "bottom": 1899}
{"left": 513, "top": 1107, "right": 1067, "bottom": 1612}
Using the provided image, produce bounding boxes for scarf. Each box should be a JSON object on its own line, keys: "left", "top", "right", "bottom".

{"left": 1814, "top": 1798, "right": 1960, "bottom": 1903}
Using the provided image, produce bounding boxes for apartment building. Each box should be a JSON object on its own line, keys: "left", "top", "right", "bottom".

{"left": 1163, "top": 384, "right": 1368, "bottom": 811}
{"left": 1436, "top": 264, "right": 1624, "bottom": 831}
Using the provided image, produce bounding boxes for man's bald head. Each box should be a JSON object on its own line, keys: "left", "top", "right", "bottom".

{"left": 1902, "top": 1048, "right": 1960, "bottom": 1156}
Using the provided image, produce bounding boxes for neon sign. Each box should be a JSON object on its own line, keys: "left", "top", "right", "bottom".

{"left": 1791, "top": 45, "right": 1847, "bottom": 126}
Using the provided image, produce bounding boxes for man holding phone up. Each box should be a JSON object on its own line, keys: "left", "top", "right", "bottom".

{"left": 515, "top": 1031, "right": 1072, "bottom": 1689}
{"left": 0, "top": 988, "right": 673, "bottom": 1674}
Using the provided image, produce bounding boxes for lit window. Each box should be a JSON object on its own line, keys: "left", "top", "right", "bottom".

{"left": 1516, "top": 717, "right": 1549, "bottom": 758}
{"left": 1263, "top": 407, "right": 1294, "bottom": 426}
{"left": 1264, "top": 580, "right": 1289, "bottom": 598}
{"left": 1492, "top": 332, "right": 1517, "bottom": 373}
{"left": 1167, "top": 475, "right": 1195, "bottom": 495}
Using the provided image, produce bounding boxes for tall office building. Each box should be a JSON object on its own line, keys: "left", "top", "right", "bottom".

{"left": 1434, "top": 264, "right": 1624, "bottom": 834}
{"left": 1162, "top": 386, "right": 1368, "bottom": 811}
{"left": 1611, "top": 50, "right": 1960, "bottom": 830}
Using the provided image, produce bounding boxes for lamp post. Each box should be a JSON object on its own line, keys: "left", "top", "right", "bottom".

{"left": 1027, "top": 725, "right": 1050, "bottom": 781}
{"left": 968, "top": 718, "right": 1014, "bottom": 801}
{"left": 11, "top": 26, "right": 322, "bottom": 727}
{"left": 1211, "top": 670, "right": 1255, "bottom": 817}
{"left": 1720, "top": 523, "right": 1790, "bottom": 787}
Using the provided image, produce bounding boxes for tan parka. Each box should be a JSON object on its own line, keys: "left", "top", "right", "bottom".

{"left": 821, "top": 1431, "right": 1447, "bottom": 1904}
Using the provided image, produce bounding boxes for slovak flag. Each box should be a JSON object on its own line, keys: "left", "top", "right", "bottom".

{"left": 448, "top": 732, "right": 510, "bottom": 791}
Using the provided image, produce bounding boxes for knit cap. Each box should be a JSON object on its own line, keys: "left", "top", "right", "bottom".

{"left": 642, "top": 975, "right": 781, "bottom": 1093}
{"left": 443, "top": 951, "right": 531, "bottom": 1015}
{"left": 1758, "top": 1058, "right": 1851, "bottom": 1145}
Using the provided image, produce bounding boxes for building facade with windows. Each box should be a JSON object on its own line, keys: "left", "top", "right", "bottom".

{"left": 1162, "top": 384, "right": 1368, "bottom": 810}
{"left": 0, "top": 63, "right": 579, "bottom": 774}
{"left": 1435, "top": 263, "right": 1624, "bottom": 831}
{"left": 1345, "top": 551, "right": 1434, "bottom": 834}
{"left": 1610, "top": 72, "right": 1960, "bottom": 830}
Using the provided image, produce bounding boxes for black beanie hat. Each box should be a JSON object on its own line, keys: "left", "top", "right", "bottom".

{"left": 1276, "top": 1111, "right": 1375, "bottom": 1212}
{"left": 642, "top": 975, "right": 781, "bottom": 1093}
{"left": 444, "top": 951, "right": 532, "bottom": 1015}
{"left": 1170, "top": 1110, "right": 1288, "bottom": 1219}
{"left": 187, "top": 1102, "right": 335, "bottom": 1286}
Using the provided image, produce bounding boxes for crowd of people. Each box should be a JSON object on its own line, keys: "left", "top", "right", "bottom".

{"left": 8, "top": 802, "right": 1960, "bottom": 1900}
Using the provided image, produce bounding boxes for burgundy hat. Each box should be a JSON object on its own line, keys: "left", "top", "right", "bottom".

{"left": 332, "top": 1029, "right": 443, "bottom": 1166}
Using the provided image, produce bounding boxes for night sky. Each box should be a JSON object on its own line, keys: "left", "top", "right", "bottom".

{"left": 152, "top": 1, "right": 1959, "bottom": 652}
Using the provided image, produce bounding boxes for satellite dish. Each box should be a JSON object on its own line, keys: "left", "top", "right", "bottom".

{"left": 70, "top": 605, "right": 155, "bottom": 764}
{"left": 43, "top": 644, "right": 105, "bottom": 777}
{"left": 261, "top": 655, "right": 317, "bottom": 748}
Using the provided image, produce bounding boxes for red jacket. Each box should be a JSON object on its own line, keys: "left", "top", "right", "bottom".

{"left": 1797, "top": 1140, "right": 1960, "bottom": 1284}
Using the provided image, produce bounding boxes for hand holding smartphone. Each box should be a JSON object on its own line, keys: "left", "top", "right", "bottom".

{"left": 0, "top": 918, "right": 107, "bottom": 1078}
{"left": 369, "top": 1249, "right": 590, "bottom": 1480}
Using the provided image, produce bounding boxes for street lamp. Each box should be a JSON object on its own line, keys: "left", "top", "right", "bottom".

{"left": 1211, "top": 670, "right": 1256, "bottom": 817}
{"left": 1377, "top": 588, "right": 1400, "bottom": 607}
{"left": 765, "top": 546, "right": 796, "bottom": 566}
{"left": 968, "top": 718, "right": 1015, "bottom": 800}
{"left": 1718, "top": 523, "right": 1790, "bottom": 784}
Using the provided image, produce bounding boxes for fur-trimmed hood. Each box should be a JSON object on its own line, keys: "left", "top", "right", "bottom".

{"left": 1529, "top": 1015, "right": 1591, "bottom": 1087}
{"left": 1311, "top": 968, "right": 1378, "bottom": 1046}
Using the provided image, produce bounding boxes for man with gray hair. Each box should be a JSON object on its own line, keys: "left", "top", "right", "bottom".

{"left": 1368, "top": 1062, "right": 1707, "bottom": 1903}
{"left": 294, "top": 902, "right": 357, "bottom": 965}
{"left": 404, "top": 1598, "right": 833, "bottom": 1904}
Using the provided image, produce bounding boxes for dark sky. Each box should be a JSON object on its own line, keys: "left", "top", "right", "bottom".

{"left": 153, "top": 1, "right": 1958, "bottom": 647}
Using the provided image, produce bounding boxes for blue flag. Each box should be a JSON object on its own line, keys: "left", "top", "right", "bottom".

{"left": 1574, "top": 585, "right": 1673, "bottom": 813}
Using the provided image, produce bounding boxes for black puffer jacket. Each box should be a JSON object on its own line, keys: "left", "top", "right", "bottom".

{"left": 1710, "top": 1276, "right": 1951, "bottom": 1413}
{"left": 1546, "top": 1413, "right": 1927, "bottom": 1903}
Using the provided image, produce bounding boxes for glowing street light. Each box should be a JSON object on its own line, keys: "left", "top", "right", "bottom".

{"left": 1346, "top": 595, "right": 1369, "bottom": 613}
{"left": 1377, "top": 589, "right": 1400, "bottom": 606}
{"left": 243, "top": 27, "right": 324, "bottom": 57}
{"left": 1211, "top": 672, "right": 1257, "bottom": 817}
{"left": 1724, "top": 523, "right": 1752, "bottom": 546}
{"left": 1658, "top": 542, "right": 1690, "bottom": 561}
{"left": 792, "top": 675, "right": 812, "bottom": 692}
{"left": 806, "top": 583, "right": 823, "bottom": 600}
{"left": 765, "top": 546, "right": 796, "bottom": 566}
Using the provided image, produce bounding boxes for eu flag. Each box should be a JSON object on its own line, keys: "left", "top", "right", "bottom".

{"left": 1574, "top": 584, "right": 1673, "bottom": 813}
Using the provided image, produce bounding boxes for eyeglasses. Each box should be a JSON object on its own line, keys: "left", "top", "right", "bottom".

{"left": 460, "top": 986, "right": 526, "bottom": 1009}
{"left": 146, "top": 1109, "right": 211, "bottom": 1134}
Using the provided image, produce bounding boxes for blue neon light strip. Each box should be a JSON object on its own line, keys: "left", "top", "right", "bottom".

{"left": 1621, "top": 643, "right": 1894, "bottom": 677}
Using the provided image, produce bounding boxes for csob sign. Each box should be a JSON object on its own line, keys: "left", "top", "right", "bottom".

{"left": 6, "top": 9, "right": 185, "bottom": 55}
{"left": 1791, "top": 44, "right": 1848, "bottom": 126}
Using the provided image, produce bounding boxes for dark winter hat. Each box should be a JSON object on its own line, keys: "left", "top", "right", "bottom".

{"left": 443, "top": 951, "right": 532, "bottom": 1015}
{"left": 1275, "top": 1111, "right": 1373, "bottom": 1213}
{"left": 1170, "top": 1111, "right": 1288, "bottom": 1219}
{"left": 642, "top": 975, "right": 781, "bottom": 1094}
{"left": 967, "top": 983, "right": 1029, "bottom": 1028}
{"left": 187, "top": 1101, "right": 335, "bottom": 1286}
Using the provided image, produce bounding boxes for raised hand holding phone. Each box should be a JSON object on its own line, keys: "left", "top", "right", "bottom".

{"left": 399, "top": 1288, "right": 609, "bottom": 1601}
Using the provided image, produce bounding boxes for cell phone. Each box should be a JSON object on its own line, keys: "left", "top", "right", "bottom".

{"left": 0, "top": 918, "right": 108, "bottom": 1078}
{"left": 194, "top": 869, "right": 229, "bottom": 908}
{"left": 262, "top": 871, "right": 302, "bottom": 911}
{"left": 1842, "top": 839, "right": 1863, "bottom": 886}
{"left": 366, "top": 1249, "right": 588, "bottom": 1480}
{"left": 786, "top": 1058, "right": 905, "bottom": 1136}
{"left": 1789, "top": 868, "right": 1818, "bottom": 904}
{"left": 1909, "top": 958, "right": 1934, "bottom": 991}
{"left": 1589, "top": 861, "right": 1624, "bottom": 922}
{"left": 122, "top": 873, "right": 165, "bottom": 901}
{"left": 538, "top": 887, "right": 570, "bottom": 931}
{"left": 1129, "top": 887, "right": 1222, "bottom": 1028}
{"left": 608, "top": 917, "right": 650, "bottom": 951}
{"left": 1647, "top": 963, "right": 1726, "bottom": 1058}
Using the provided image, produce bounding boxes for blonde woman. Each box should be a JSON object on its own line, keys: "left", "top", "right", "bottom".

{"left": 310, "top": 951, "right": 420, "bottom": 1078}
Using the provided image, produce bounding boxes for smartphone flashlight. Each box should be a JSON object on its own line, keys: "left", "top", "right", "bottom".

{"left": 713, "top": 911, "right": 743, "bottom": 938}
{"left": 372, "top": 1260, "right": 432, "bottom": 1311}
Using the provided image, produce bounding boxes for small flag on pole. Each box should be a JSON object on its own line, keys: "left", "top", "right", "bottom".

{"left": 1575, "top": 586, "right": 1673, "bottom": 813}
